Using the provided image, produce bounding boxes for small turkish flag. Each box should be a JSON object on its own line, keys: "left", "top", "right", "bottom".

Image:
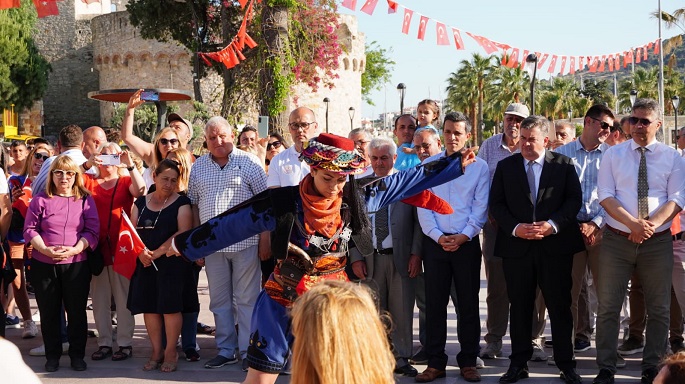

{"left": 608, "top": 56, "right": 614, "bottom": 71}
{"left": 547, "top": 55, "right": 558, "bottom": 74}
{"left": 435, "top": 22, "right": 449, "bottom": 46}
{"left": 643, "top": 45, "right": 648, "bottom": 61}
{"left": 0, "top": 0, "right": 20, "bottom": 9}
{"left": 537, "top": 53, "right": 549, "bottom": 70}
{"left": 113, "top": 212, "right": 146, "bottom": 280}
{"left": 33, "top": 0, "right": 59, "bottom": 18}
{"left": 635, "top": 48, "right": 641, "bottom": 63}
{"left": 341, "top": 0, "right": 356, "bottom": 10}
{"left": 569, "top": 57, "right": 576, "bottom": 74}
{"left": 559, "top": 56, "right": 567, "bottom": 75}
{"left": 360, "top": 0, "right": 378, "bottom": 15}
{"left": 654, "top": 39, "right": 660, "bottom": 55}
{"left": 451, "top": 28, "right": 465, "bottom": 50}
{"left": 506, "top": 48, "right": 520, "bottom": 68}
{"left": 387, "top": 0, "right": 398, "bottom": 13}
{"left": 401, "top": 8, "right": 413, "bottom": 34}
{"left": 417, "top": 15, "right": 428, "bottom": 40}
{"left": 466, "top": 33, "right": 498, "bottom": 54}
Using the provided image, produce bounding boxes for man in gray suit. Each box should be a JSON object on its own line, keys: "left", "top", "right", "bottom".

{"left": 350, "top": 137, "right": 422, "bottom": 377}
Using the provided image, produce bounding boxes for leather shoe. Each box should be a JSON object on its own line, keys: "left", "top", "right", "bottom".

{"left": 592, "top": 369, "right": 615, "bottom": 384}
{"left": 71, "top": 357, "right": 87, "bottom": 371}
{"left": 560, "top": 368, "right": 582, "bottom": 384}
{"left": 461, "top": 366, "right": 481, "bottom": 382}
{"left": 641, "top": 367, "right": 658, "bottom": 384}
{"left": 415, "top": 367, "right": 446, "bottom": 383}
{"left": 499, "top": 365, "right": 529, "bottom": 383}
{"left": 394, "top": 364, "right": 418, "bottom": 377}
{"left": 45, "top": 358, "right": 59, "bottom": 372}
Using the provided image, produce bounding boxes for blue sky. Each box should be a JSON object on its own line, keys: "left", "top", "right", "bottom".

{"left": 340, "top": 0, "right": 683, "bottom": 119}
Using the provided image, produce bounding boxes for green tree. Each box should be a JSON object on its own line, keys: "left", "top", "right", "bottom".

{"left": 486, "top": 62, "right": 530, "bottom": 124}
{"left": 617, "top": 67, "right": 659, "bottom": 111}
{"left": 361, "top": 41, "right": 395, "bottom": 106}
{"left": 579, "top": 79, "right": 614, "bottom": 106}
{"left": 538, "top": 77, "right": 579, "bottom": 121}
{"left": 0, "top": 0, "right": 50, "bottom": 111}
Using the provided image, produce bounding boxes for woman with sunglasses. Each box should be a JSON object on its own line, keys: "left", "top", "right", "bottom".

{"left": 24, "top": 155, "right": 100, "bottom": 372}
{"left": 127, "top": 159, "right": 196, "bottom": 373}
{"left": 265, "top": 133, "right": 288, "bottom": 170}
{"left": 82, "top": 142, "right": 145, "bottom": 363}
{"left": 140, "top": 128, "right": 181, "bottom": 192}
{"left": 4, "top": 147, "right": 50, "bottom": 339}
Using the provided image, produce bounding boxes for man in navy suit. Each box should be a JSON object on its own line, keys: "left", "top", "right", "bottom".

{"left": 489, "top": 115, "right": 584, "bottom": 384}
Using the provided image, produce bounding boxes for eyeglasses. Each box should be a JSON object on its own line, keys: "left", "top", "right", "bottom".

{"left": 589, "top": 116, "right": 612, "bottom": 130}
{"left": 354, "top": 140, "right": 370, "bottom": 147}
{"left": 34, "top": 153, "right": 49, "bottom": 161}
{"left": 413, "top": 143, "right": 434, "bottom": 151}
{"left": 159, "top": 138, "right": 179, "bottom": 146}
{"left": 288, "top": 122, "right": 316, "bottom": 130}
{"left": 628, "top": 116, "right": 656, "bottom": 127}
{"left": 52, "top": 169, "right": 76, "bottom": 178}
{"left": 266, "top": 141, "right": 282, "bottom": 150}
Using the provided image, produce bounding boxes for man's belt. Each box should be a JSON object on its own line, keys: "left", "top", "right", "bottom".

{"left": 674, "top": 232, "right": 684, "bottom": 241}
{"left": 374, "top": 248, "right": 394, "bottom": 255}
{"left": 606, "top": 225, "right": 670, "bottom": 239}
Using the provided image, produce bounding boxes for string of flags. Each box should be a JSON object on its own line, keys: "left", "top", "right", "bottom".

{"left": 344, "top": 0, "right": 661, "bottom": 76}
{"left": 0, "top": 0, "right": 101, "bottom": 18}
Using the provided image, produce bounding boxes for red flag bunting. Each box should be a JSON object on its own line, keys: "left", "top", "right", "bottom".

{"left": 237, "top": 0, "right": 248, "bottom": 8}
{"left": 435, "top": 22, "right": 449, "bottom": 46}
{"left": 635, "top": 48, "right": 641, "bottom": 63}
{"left": 113, "top": 212, "right": 146, "bottom": 280}
{"left": 547, "top": 55, "right": 558, "bottom": 74}
{"left": 559, "top": 56, "right": 567, "bottom": 75}
{"left": 360, "top": 0, "right": 378, "bottom": 15}
{"left": 401, "top": 8, "right": 413, "bottom": 34}
{"left": 0, "top": 0, "right": 19, "bottom": 9}
{"left": 654, "top": 39, "right": 660, "bottom": 55}
{"left": 417, "top": 15, "right": 428, "bottom": 40}
{"left": 613, "top": 54, "right": 620, "bottom": 70}
{"left": 537, "top": 53, "right": 549, "bottom": 70}
{"left": 578, "top": 56, "right": 584, "bottom": 71}
{"left": 465, "top": 32, "right": 498, "bottom": 54}
{"left": 507, "top": 48, "right": 519, "bottom": 68}
{"left": 598, "top": 55, "right": 606, "bottom": 72}
{"left": 387, "top": 0, "right": 398, "bottom": 13}
{"left": 608, "top": 56, "right": 614, "bottom": 71}
{"left": 341, "top": 0, "right": 357, "bottom": 10}
{"left": 519, "top": 50, "right": 529, "bottom": 69}
{"left": 451, "top": 28, "right": 465, "bottom": 50}
{"left": 569, "top": 56, "right": 576, "bottom": 74}
{"left": 588, "top": 57, "right": 599, "bottom": 73}
{"left": 33, "top": 0, "right": 59, "bottom": 18}
{"left": 643, "top": 45, "right": 648, "bottom": 61}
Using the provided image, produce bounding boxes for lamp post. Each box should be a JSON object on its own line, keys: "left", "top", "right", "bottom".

{"left": 348, "top": 107, "right": 355, "bottom": 131}
{"left": 629, "top": 89, "right": 638, "bottom": 108}
{"left": 568, "top": 109, "right": 572, "bottom": 122}
{"left": 397, "top": 83, "right": 406, "bottom": 113}
{"left": 525, "top": 54, "right": 538, "bottom": 115}
{"left": 672, "top": 95, "right": 680, "bottom": 149}
{"left": 323, "top": 97, "right": 330, "bottom": 134}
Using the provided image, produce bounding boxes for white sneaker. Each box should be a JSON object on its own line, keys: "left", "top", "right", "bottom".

{"left": 22, "top": 320, "right": 38, "bottom": 339}
{"left": 28, "top": 342, "right": 69, "bottom": 356}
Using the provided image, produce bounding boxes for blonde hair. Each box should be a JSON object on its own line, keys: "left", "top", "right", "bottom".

{"left": 152, "top": 127, "right": 180, "bottom": 170}
{"left": 165, "top": 147, "right": 194, "bottom": 192}
{"left": 46, "top": 155, "right": 90, "bottom": 200}
{"left": 20, "top": 146, "right": 51, "bottom": 177}
{"left": 290, "top": 280, "right": 395, "bottom": 384}
{"left": 98, "top": 142, "right": 125, "bottom": 177}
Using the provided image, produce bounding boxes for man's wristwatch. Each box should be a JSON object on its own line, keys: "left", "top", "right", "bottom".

{"left": 127, "top": 166, "right": 135, "bottom": 172}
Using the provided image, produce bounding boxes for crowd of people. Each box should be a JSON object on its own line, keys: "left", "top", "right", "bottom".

{"left": 0, "top": 89, "right": 684, "bottom": 384}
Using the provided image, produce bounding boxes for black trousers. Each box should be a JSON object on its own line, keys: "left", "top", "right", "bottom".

{"left": 424, "top": 235, "right": 481, "bottom": 369}
{"left": 30, "top": 259, "right": 91, "bottom": 360}
{"left": 502, "top": 247, "right": 575, "bottom": 370}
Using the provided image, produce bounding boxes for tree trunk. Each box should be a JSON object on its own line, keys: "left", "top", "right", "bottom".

{"left": 260, "top": 5, "right": 290, "bottom": 136}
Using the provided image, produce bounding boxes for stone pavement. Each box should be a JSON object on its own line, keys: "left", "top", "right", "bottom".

{"left": 6, "top": 264, "right": 646, "bottom": 383}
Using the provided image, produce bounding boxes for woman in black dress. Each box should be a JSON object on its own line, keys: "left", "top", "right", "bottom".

{"left": 127, "top": 159, "right": 196, "bottom": 372}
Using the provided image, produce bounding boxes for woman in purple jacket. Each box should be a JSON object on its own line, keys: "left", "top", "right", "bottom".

{"left": 24, "top": 155, "right": 100, "bottom": 373}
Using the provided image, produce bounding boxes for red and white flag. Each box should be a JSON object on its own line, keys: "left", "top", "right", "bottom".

{"left": 451, "top": 28, "right": 465, "bottom": 50}
{"left": 113, "top": 212, "right": 146, "bottom": 280}
{"left": 341, "top": 0, "right": 357, "bottom": 10}
{"left": 33, "top": 0, "right": 59, "bottom": 18}
{"left": 506, "top": 48, "right": 520, "bottom": 68}
{"left": 466, "top": 33, "right": 498, "bottom": 54}
{"left": 569, "top": 56, "right": 576, "bottom": 74}
{"left": 547, "top": 55, "right": 558, "bottom": 74}
{"left": 0, "top": 0, "right": 20, "bottom": 9}
{"left": 401, "top": 8, "right": 413, "bottom": 34}
{"left": 559, "top": 56, "right": 567, "bottom": 75}
{"left": 360, "top": 0, "right": 378, "bottom": 15}
{"left": 537, "top": 53, "right": 549, "bottom": 70}
{"left": 435, "top": 22, "right": 449, "bottom": 46}
{"left": 417, "top": 15, "right": 428, "bottom": 40}
{"left": 387, "top": 0, "right": 398, "bottom": 13}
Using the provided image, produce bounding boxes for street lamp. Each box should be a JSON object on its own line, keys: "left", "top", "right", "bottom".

{"left": 323, "top": 97, "right": 330, "bottom": 134}
{"left": 397, "top": 83, "right": 406, "bottom": 113}
{"left": 525, "top": 54, "right": 538, "bottom": 115}
{"left": 348, "top": 107, "right": 355, "bottom": 131}
{"left": 568, "top": 109, "right": 572, "bottom": 122}
{"left": 672, "top": 95, "right": 680, "bottom": 149}
{"left": 629, "top": 89, "right": 638, "bottom": 108}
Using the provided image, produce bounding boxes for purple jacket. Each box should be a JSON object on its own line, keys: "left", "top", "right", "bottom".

{"left": 24, "top": 192, "right": 100, "bottom": 264}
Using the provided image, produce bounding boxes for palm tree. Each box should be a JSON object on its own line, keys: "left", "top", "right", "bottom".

{"left": 486, "top": 63, "right": 530, "bottom": 128}
{"left": 617, "top": 67, "right": 659, "bottom": 111}
{"left": 538, "top": 77, "right": 579, "bottom": 121}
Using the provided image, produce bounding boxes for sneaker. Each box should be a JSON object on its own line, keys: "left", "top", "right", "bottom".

{"left": 22, "top": 320, "right": 38, "bottom": 339}
{"left": 29, "top": 342, "right": 69, "bottom": 356}
{"left": 671, "top": 340, "right": 685, "bottom": 354}
{"left": 530, "top": 341, "right": 548, "bottom": 362}
{"left": 574, "top": 338, "right": 591, "bottom": 352}
{"left": 479, "top": 341, "right": 502, "bottom": 359}
{"left": 5, "top": 314, "right": 20, "bottom": 329}
{"left": 184, "top": 348, "right": 200, "bottom": 362}
{"left": 593, "top": 368, "right": 615, "bottom": 384}
{"left": 476, "top": 356, "right": 485, "bottom": 369}
{"left": 410, "top": 349, "right": 428, "bottom": 365}
{"left": 618, "top": 337, "right": 644, "bottom": 356}
{"left": 616, "top": 354, "right": 626, "bottom": 369}
{"left": 204, "top": 354, "right": 237, "bottom": 369}
{"left": 641, "top": 367, "right": 658, "bottom": 384}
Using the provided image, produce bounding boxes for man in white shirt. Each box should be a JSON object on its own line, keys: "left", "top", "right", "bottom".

{"left": 266, "top": 107, "right": 319, "bottom": 188}
{"left": 594, "top": 98, "right": 685, "bottom": 384}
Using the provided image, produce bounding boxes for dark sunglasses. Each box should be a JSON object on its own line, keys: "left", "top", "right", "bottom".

{"left": 628, "top": 116, "right": 655, "bottom": 127}
{"left": 266, "top": 141, "right": 282, "bottom": 150}
{"left": 159, "top": 138, "right": 179, "bottom": 146}
{"left": 34, "top": 153, "right": 49, "bottom": 161}
{"left": 589, "top": 116, "right": 612, "bottom": 130}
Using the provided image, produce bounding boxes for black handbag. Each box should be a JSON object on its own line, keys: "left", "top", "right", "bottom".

{"left": 86, "top": 178, "right": 119, "bottom": 276}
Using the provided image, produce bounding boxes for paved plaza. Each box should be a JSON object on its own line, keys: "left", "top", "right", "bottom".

{"left": 6, "top": 263, "right": 647, "bottom": 383}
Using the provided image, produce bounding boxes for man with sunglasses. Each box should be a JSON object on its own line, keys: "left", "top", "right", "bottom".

{"left": 594, "top": 99, "right": 685, "bottom": 384}
{"left": 266, "top": 107, "right": 319, "bottom": 188}
{"left": 553, "top": 104, "right": 613, "bottom": 362}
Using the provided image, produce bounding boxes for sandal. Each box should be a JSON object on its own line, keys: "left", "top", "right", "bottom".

{"left": 91, "top": 346, "right": 113, "bottom": 361}
{"left": 112, "top": 346, "right": 133, "bottom": 361}
{"left": 143, "top": 359, "right": 162, "bottom": 371}
{"left": 160, "top": 361, "right": 177, "bottom": 373}
{"left": 197, "top": 322, "right": 216, "bottom": 335}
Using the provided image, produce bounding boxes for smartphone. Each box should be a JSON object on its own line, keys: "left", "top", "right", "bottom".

{"left": 100, "top": 154, "right": 121, "bottom": 166}
{"left": 141, "top": 91, "right": 160, "bottom": 101}
{"left": 258, "top": 116, "right": 269, "bottom": 138}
